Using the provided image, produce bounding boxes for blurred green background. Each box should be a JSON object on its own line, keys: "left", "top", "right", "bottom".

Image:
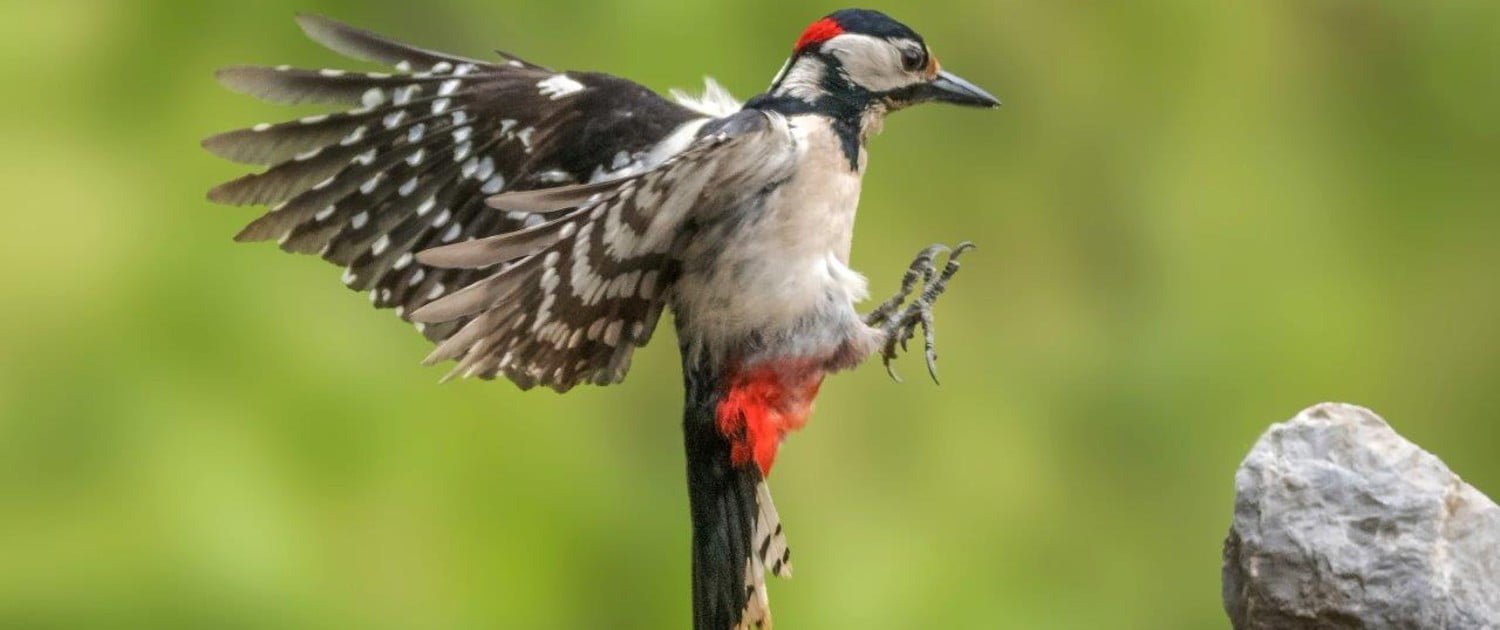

{"left": 2, "top": 0, "right": 1497, "bottom": 628}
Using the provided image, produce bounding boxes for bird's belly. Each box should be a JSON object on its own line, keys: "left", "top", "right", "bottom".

{"left": 674, "top": 162, "right": 875, "bottom": 368}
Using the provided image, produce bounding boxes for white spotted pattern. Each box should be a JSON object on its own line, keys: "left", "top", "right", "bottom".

{"left": 481, "top": 176, "right": 505, "bottom": 194}
{"left": 340, "top": 126, "right": 367, "bottom": 145}
{"left": 360, "top": 88, "right": 385, "bottom": 108}
{"left": 537, "top": 74, "right": 586, "bottom": 100}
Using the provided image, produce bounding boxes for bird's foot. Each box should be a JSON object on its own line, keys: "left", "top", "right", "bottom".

{"left": 863, "top": 242, "right": 974, "bottom": 384}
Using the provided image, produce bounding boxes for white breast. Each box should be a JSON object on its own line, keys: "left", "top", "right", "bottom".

{"left": 675, "top": 115, "right": 872, "bottom": 362}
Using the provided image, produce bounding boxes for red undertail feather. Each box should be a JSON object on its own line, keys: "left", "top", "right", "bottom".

{"left": 716, "top": 362, "right": 824, "bottom": 476}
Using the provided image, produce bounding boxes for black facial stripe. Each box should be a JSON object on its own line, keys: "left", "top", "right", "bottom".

{"left": 746, "top": 54, "right": 871, "bottom": 171}
{"left": 880, "top": 81, "right": 928, "bottom": 105}
{"left": 815, "top": 55, "right": 870, "bottom": 170}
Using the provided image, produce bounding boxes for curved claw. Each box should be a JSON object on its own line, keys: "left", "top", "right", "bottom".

{"left": 865, "top": 244, "right": 947, "bottom": 328}
{"left": 884, "top": 354, "right": 903, "bottom": 383}
{"left": 920, "top": 308, "right": 940, "bottom": 384}
{"left": 918, "top": 244, "right": 948, "bottom": 285}
{"left": 867, "top": 241, "right": 975, "bottom": 386}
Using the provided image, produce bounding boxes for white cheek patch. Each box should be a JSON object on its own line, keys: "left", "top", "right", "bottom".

{"left": 776, "top": 56, "right": 828, "bottom": 103}
{"left": 823, "top": 33, "right": 921, "bottom": 93}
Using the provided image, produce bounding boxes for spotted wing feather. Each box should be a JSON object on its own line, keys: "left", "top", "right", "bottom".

{"left": 205, "top": 14, "right": 701, "bottom": 349}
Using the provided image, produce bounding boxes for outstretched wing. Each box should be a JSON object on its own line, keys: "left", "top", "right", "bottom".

{"left": 409, "top": 111, "right": 794, "bottom": 391}
{"left": 204, "top": 14, "right": 704, "bottom": 348}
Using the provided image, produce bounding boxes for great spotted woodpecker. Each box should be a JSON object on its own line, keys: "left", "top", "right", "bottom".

{"left": 205, "top": 9, "right": 997, "bottom": 628}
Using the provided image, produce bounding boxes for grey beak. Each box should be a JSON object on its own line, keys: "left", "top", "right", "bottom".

{"left": 924, "top": 70, "right": 1001, "bottom": 108}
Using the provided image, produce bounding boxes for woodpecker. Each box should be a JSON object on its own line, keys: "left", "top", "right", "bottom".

{"left": 205, "top": 9, "right": 997, "bottom": 629}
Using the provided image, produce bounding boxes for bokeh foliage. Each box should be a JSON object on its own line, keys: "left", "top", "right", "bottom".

{"left": 1, "top": 1, "right": 1497, "bottom": 628}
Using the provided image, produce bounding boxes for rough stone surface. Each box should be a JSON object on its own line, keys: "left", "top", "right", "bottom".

{"left": 1224, "top": 403, "right": 1500, "bottom": 629}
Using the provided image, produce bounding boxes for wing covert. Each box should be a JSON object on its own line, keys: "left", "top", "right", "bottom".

{"left": 408, "top": 111, "right": 794, "bottom": 391}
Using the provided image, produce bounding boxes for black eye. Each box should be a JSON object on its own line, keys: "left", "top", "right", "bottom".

{"left": 901, "top": 48, "right": 926, "bottom": 72}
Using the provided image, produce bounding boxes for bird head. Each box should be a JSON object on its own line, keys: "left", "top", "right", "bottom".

{"left": 765, "top": 9, "right": 1000, "bottom": 117}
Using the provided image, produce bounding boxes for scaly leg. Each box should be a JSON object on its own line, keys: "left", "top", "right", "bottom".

{"left": 864, "top": 242, "right": 974, "bottom": 383}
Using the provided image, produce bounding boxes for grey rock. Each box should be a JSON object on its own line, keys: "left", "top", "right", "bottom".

{"left": 1224, "top": 403, "right": 1500, "bottom": 629}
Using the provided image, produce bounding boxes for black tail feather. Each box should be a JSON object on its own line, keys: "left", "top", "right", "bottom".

{"left": 682, "top": 347, "right": 759, "bottom": 630}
